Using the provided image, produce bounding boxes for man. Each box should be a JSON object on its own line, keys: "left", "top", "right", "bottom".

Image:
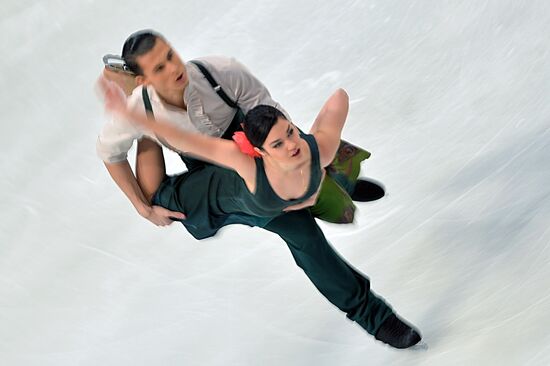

{"left": 97, "top": 29, "right": 420, "bottom": 348}
{"left": 99, "top": 30, "right": 384, "bottom": 227}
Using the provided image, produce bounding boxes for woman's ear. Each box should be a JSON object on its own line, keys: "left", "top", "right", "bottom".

{"left": 254, "top": 147, "right": 267, "bottom": 156}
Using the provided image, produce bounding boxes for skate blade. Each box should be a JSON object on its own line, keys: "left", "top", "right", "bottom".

{"left": 102, "top": 54, "right": 135, "bottom": 75}
{"left": 410, "top": 340, "right": 429, "bottom": 351}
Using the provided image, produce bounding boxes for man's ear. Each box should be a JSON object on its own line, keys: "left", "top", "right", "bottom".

{"left": 135, "top": 75, "right": 147, "bottom": 86}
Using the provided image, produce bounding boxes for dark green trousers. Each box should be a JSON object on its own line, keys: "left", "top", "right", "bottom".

{"left": 263, "top": 209, "right": 394, "bottom": 335}
{"left": 176, "top": 113, "right": 391, "bottom": 333}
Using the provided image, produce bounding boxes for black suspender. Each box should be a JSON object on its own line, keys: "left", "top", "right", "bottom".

{"left": 141, "top": 60, "right": 239, "bottom": 114}
{"left": 141, "top": 86, "right": 181, "bottom": 151}
{"left": 189, "top": 60, "right": 239, "bottom": 109}
{"left": 142, "top": 87, "right": 154, "bottom": 117}
{"left": 141, "top": 59, "right": 243, "bottom": 146}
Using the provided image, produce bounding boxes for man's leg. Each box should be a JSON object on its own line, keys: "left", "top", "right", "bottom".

{"left": 310, "top": 174, "right": 356, "bottom": 224}
{"left": 311, "top": 140, "right": 385, "bottom": 225}
{"left": 327, "top": 140, "right": 385, "bottom": 202}
{"left": 135, "top": 137, "right": 166, "bottom": 203}
{"left": 263, "top": 209, "right": 393, "bottom": 335}
{"left": 311, "top": 174, "right": 385, "bottom": 224}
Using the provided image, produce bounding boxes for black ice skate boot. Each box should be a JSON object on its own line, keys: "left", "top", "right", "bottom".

{"left": 374, "top": 314, "right": 422, "bottom": 349}
{"left": 351, "top": 179, "right": 385, "bottom": 202}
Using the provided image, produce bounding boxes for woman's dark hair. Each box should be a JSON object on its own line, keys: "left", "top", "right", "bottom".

{"left": 244, "top": 105, "right": 286, "bottom": 148}
{"left": 121, "top": 30, "right": 165, "bottom": 75}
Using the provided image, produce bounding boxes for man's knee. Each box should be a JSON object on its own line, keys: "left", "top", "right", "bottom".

{"left": 137, "top": 136, "right": 163, "bottom": 156}
{"left": 310, "top": 197, "right": 356, "bottom": 224}
{"left": 311, "top": 175, "right": 356, "bottom": 224}
{"left": 335, "top": 205, "right": 355, "bottom": 224}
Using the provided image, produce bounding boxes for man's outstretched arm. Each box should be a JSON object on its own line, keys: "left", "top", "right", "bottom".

{"left": 100, "top": 68, "right": 185, "bottom": 226}
{"left": 104, "top": 160, "right": 185, "bottom": 226}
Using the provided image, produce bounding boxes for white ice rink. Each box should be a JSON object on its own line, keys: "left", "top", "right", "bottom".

{"left": 2, "top": 1, "right": 550, "bottom": 365}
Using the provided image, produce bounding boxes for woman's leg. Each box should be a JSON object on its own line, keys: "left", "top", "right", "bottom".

{"left": 135, "top": 137, "right": 166, "bottom": 203}
{"left": 263, "top": 209, "right": 394, "bottom": 335}
{"left": 262, "top": 210, "right": 421, "bottom": 347}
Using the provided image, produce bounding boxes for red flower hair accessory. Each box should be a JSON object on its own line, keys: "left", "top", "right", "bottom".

{"left": 232, "top": 131, "right": 261, "bottom": 158}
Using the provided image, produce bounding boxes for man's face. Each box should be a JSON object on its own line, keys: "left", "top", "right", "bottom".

{"left": 258, "top": 118, "right": 307, "bottom": 165}
{"left": 135, "top": 38, "right": 188, "bottom": 95}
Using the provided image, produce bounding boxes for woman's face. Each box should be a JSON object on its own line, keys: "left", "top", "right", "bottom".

{"left": 258, "top": 118, "right": 306, "bottom": 165}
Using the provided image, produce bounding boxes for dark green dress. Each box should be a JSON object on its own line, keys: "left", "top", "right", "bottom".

{"left": 151, "top": 132, "right": 394, "bottom": 336}
{"left": 152, "top": 133, "right": 322, "bottom": 240}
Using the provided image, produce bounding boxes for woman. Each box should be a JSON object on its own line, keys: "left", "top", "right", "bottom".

{"left": 102, "top": 73, "right": 347, "bottom": 237}
{"left": 99, "top": 77, "right": 422, "bottom": 349}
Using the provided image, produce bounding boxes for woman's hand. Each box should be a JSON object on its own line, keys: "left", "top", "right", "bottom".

{"left": 102, "top": 67, "right": 137, "bottom": 96}
{"left": 96, "top": 76, "right": 154, "bottom": 130}
{"left": 97, "top": 76, "right": 129, "bottom": 117}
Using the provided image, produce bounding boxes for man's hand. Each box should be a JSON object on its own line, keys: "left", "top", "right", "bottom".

{"left": 139, "top": 205, "right": 187, "bottom": 226}
{"left": 102, "top": 67, "right": 137, "bottom": 96}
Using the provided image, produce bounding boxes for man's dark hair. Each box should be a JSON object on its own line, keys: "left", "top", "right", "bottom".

{"left": 121, "top": 30, "right": 165, "bottom": 75}
{"left": 244, "top": 105, "right": 286, "bottom": 148}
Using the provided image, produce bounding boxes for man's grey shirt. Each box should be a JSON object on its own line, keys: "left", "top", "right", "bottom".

{"left": 97, "top": 56, "right": 287, "bottom": 163}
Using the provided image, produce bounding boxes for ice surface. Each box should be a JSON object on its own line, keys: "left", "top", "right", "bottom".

{"left": 1, "top": 0, "right": 549, "bottom": 365}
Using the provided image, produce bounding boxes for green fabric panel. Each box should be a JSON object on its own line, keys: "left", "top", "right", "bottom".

{"left": 310, "top": 174, "right": 356, "bottom": 224}
{"left": 326, "top": 140, "right": 371, "bottom": 194}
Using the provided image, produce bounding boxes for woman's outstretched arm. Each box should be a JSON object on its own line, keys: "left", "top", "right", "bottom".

{"left": 99, "top": 77, "right": 255, "bottom": 180}
{"left": 309, "top": 89, "right": 349, "bottom": 167}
